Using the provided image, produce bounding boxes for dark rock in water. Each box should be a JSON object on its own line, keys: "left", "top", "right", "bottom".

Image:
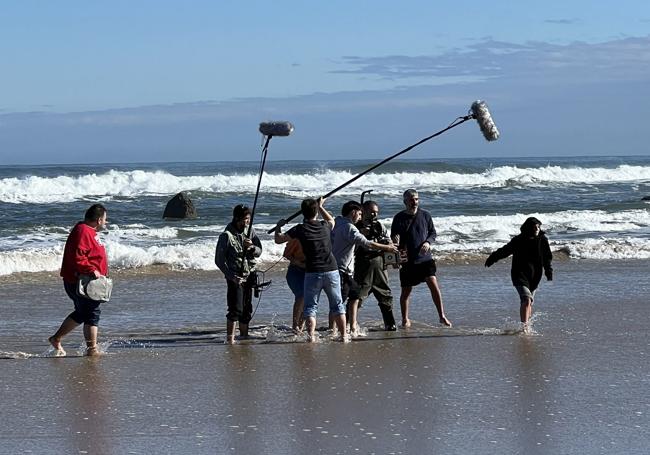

{"left": 163, "top": 192, "right": 197, "bottom": 219}
{"left": 642, "top": 196, "right": 650, "bottom": 201}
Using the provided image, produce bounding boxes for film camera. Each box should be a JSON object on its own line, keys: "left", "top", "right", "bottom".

{"left": 382, "top": 249, "right": 408, "bottom": 269}
{"left": 359, "top": 219, "right": 407, "bottom": 269}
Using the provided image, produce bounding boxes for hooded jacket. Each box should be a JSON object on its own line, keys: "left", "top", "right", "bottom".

{"left": 486, "top": 218, "right": 553, "bottom": 291}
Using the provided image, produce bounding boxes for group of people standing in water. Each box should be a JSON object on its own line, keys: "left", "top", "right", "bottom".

{"left": 217, "top": 188, "right": 553, "bottom": 344}
{"left": 46, "top": 188, "right": 553, "bottom": 353}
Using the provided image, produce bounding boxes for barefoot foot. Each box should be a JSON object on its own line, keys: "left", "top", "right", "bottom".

{"left": 85, "top": 346, "right": 101, "bottom": 357}
{"left": 48, "top": 336, "right": 66, "bottom": 356}
{"left": 401, "top": 319, "right": 411, "bottom": 328}
{"left": 440, "top": 316, "right": 452, "bottom": 327}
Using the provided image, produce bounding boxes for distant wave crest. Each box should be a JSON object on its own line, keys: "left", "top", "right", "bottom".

{"left": 1, "top": 165, "right": 649, "bottom": 203}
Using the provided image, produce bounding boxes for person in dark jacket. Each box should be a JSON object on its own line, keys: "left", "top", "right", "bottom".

{"left": 391, "top": 189, "right": 451, "bottom": 328}
{"left": 484, "top": 217, "right": 553, "bottom": 326}
{"left": 216, "top": 204, "right": 263, "bottom": 344}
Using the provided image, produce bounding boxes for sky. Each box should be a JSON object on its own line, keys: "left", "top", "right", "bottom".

{"left": 1, "top": 1, "right": 650, "bottom": 164}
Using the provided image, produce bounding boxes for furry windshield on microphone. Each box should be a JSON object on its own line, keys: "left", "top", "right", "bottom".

{"left": 470, "top": 101, "right": 500, "bottom": 142}
{"left": 259, "top": 121, "right": 294, "bottom": 137}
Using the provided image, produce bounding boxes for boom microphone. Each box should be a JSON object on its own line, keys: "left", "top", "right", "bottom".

{"left": 249, "top": 120, "right": 294, "bottom": 239}
{"left": 268, "top": 101, "right": 501, "bottom": 233}
{"left": 470, "top": 100, "right": 499, "bottom": 141}
{"left": 259, "top": 121, "right": 294, "bottom": 137}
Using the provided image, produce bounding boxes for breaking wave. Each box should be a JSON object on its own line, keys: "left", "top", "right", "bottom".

{"left": 2, "top": 209, "right": 649, "bottom": 276}
{"left": 1, "top": 164, "right": 649, "bottom": 203}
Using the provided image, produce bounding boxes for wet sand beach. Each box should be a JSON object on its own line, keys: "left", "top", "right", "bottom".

{"left": 1, "top": 259, "right": 649, "bottom": 454}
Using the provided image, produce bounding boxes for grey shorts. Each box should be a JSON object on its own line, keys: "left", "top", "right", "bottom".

{"left": 515, "top": 285, "right": 535, "bottom": 303}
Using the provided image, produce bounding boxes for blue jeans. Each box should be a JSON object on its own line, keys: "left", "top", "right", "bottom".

{"left": 303, "top": 270, "right": 345, "bottom": 319}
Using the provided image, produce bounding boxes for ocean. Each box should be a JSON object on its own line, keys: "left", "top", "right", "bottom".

{"left": 1, "top": 156, "right": 649, "bottom": 454}
{"left": 1, "top": 155, "right": 649, "bottom": 276}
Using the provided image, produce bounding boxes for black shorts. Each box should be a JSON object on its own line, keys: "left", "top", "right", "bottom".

{"left": 64, "top": 280, "right": 101, "bottom": 326}
{"left": 399, "top": 260, "right": 437, "bottom": 287}
{"left": 340, "top": 272, "right": 361, "bottom": 302}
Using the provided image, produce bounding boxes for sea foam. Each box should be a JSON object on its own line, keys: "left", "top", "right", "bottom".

{"left": 2, "top": 165, "right": 649, "bottom": 203}
{"left": 1, "top": 208, "right": 649, "bottom": 276}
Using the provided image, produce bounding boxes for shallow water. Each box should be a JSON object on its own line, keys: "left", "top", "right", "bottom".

{"left": 1, "top": 260, "right": 649, "bottom": 453}
{"left": 2, "top": 156, "right": 650, "bottom": 278}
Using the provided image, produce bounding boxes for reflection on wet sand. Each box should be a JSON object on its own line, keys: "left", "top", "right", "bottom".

{"left": 51, "top": 357, "right": 113, "bottom": 455}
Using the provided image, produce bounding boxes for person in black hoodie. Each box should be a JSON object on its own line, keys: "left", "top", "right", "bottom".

{"left": 484, "top": 217, "right": 553, "bottom": 326}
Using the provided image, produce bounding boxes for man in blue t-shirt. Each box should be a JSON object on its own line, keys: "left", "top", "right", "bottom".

{"left": 274, "top": 197, "right": 348, "bottom": 342}
{"left": 391, "top": 189, "right": 452, "bottom": 328}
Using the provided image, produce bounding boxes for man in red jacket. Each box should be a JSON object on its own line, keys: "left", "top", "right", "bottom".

{"left": 49, "top": 204, "right": 109, "bottom": 356}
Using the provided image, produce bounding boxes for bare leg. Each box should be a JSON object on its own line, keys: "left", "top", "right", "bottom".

{"left": 83, "top": 324, "right": 100, "bottom": 356}
{"left": 399, "top": 286, "right": 413, "bottom": 327}
{"left": 49, "top": 316, "right": 80, "bottom": 355}
{"left": 226, "top": 320, "right": 236, "bottom": 344}
{"left": 348, "top": 299, "right": 360, "bottom": 335}
{"left": 306, "top": 317, "right": 317, "bottom": 342}
{"left": 333, "top": 313, "right": 348, "bottom": 342}
{"left": 520, "top": 298, "right": 533, "bottom": 324}
{"left": 292, "top": 297, "right": 305, "bottom": 332}
{"left": 424, "top": 276, "right": 451, "bottom": 326}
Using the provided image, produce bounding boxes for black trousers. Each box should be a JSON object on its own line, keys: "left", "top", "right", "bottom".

{"left": 225, "top": 274, "right": 255, "bottom": 323}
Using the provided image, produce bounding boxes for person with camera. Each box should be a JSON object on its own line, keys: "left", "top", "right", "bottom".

{"left": 332, "top": 200, "right": 398, "bottom": 337}
{"left": 215, "top": 204, "right": 262, "bottom": 344}
{"left": 391, "top": 189, "right": 452, "bottom": 328}
{"left": 49, "top": 204, "right": 109, "bottom": 357}
{"left": 353, "top": 200, "right": 399, "bottom": 331}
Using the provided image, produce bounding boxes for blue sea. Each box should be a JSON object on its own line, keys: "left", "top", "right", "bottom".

{"left": 2, "top": 156, "right": 650, "bottom": 455}
{"left": 1, "top": 155, "right": 649, "bottom": 277}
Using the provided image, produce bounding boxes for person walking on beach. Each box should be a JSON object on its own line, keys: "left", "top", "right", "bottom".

{"left": 215, "top": 204, "right": 263, "bottom": 344}
{"left": 274, "top": 197, "right": 348, "bottom": 342}
{"left": 354, "top": 199, "right": 399, "bottom": 331}
{"left": 331, "top": 200, "right": 398, "bottom": 336}
{"left": 484, "top": 217, "right": 553, "bottom": 328}
{"left": 283, "top": 237, "right": 306, "bottom": 333}
{"left": 49, "top": 204, "right": 109, "bottom": 356}
{"left": 391, "top": 189, "right": 452, "bottom": 328}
